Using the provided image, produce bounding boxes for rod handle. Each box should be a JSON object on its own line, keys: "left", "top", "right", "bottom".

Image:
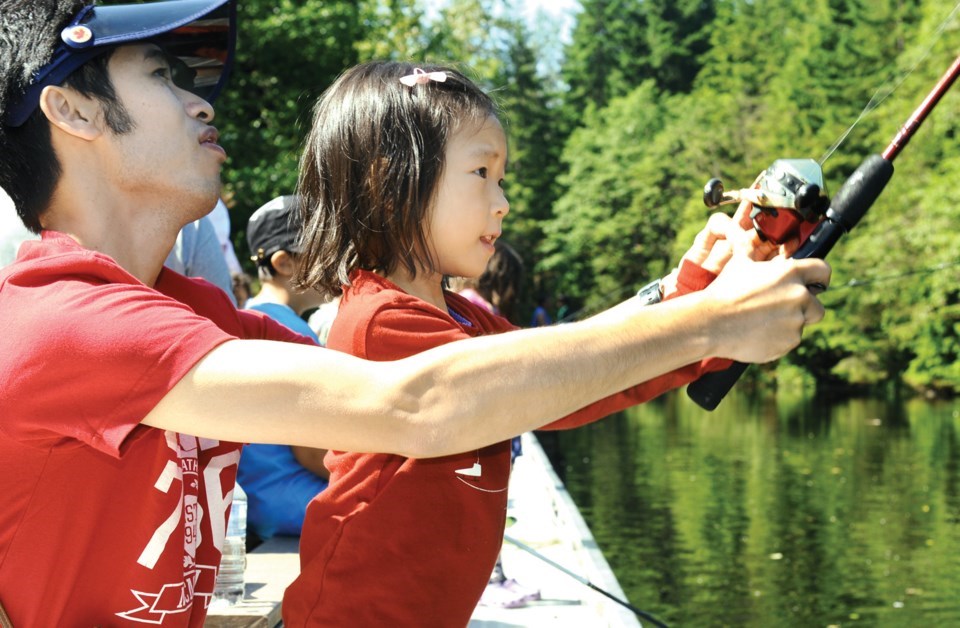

{"left": 686, "top": 362, "right": 749, "bottom": 410}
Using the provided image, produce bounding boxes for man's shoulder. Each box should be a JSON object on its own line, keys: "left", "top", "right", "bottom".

{"left": 2, "top": 232, "right": 134, "bottom": 288}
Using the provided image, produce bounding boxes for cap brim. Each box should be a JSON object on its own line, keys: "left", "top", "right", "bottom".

{"left": 6, "top": 0, "right": 236, "bottom": 127}
{"left": 75, "top": 0, "right": 235, "bottom": 102}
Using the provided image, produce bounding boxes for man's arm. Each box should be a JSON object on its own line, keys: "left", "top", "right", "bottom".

{"left": 142, "top": 252, "right": 829, "bottom": 459}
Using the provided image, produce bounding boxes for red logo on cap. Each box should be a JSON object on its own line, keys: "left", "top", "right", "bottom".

{"left": 63, "top": 25, "right": 93, "bottom": 45}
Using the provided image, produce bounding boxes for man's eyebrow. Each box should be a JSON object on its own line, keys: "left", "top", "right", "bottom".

{"left": 142, "top": 47, "right": 171, "bottom": 65}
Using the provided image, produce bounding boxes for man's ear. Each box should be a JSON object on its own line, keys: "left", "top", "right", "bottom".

{"left": 269, "top": 250, "right": 297, "bottom": 277}
{"left": 38, "top": 85, "right": 103, "bottom": 141}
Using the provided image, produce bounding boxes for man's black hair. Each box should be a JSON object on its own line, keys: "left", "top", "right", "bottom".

{"left": 0, "top": 1, "right": 133, "bottom": 233}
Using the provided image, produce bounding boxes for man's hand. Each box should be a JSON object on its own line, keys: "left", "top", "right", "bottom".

{"left": 703, "top": 254, "right": 831, "bottom": 363}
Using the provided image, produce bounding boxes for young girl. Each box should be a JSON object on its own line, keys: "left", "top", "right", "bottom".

{"left": 282, "top": 60, "right": 729, "bottom": 626}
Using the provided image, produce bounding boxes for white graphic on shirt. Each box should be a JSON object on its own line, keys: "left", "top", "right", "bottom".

{"left": 203, "top": 449, "right": 242, "bottom": 553}
{"left": 117, "top": 432, "right": 240, "bottom": 624}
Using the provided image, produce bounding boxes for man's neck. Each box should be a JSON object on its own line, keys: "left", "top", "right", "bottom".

{"left": 43, "top": 173, "right": 206, "bottom": 286}
{"left": 43, "top": 211, "right": 178, "bottom": 286}
{"left": 251, "top": 281, "right": 289, "bottom": 304}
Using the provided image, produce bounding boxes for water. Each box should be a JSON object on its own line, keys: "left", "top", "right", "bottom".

{"left": 540, "top": 391, "right": 960, "bottom": 627}
{"left": 212, "top": 483, "right": 246, "bottom": 606}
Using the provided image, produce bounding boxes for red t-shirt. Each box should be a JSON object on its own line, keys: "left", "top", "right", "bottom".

{"left": 0, "top": 232, "right": 308, "bottom": 626}
{"left": 283, "top": 268, "right": 727, "bottom": 626}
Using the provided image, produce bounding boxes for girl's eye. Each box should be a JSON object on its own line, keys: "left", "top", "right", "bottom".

{"left": 474, "top": 167, "right": 488, "bottom": 178}
{"left": 153, "top": 67, "right": 172, "bottom": 80}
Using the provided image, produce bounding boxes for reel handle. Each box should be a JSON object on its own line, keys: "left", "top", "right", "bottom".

{"left": 703, "top": 178, "right": 726, "bottom": 207}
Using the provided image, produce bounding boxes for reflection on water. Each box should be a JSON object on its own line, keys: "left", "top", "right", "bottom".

{"left": 539, "top": 391, "right": 960, "bottom": 627}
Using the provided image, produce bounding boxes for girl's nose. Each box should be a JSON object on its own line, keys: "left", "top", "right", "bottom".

{"left": 494, "top": 188, "right": 509, "bottom": 217}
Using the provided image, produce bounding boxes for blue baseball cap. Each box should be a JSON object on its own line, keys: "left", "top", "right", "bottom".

{"left": 5, "top": 0, "right": 236, "bottom": 128}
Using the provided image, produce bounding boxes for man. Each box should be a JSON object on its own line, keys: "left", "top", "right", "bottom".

{"left": 238, "top": 195, "right": 330, "bottom": 543}
{"left": 0, "top": 0, "right": 830, "bottom": 625}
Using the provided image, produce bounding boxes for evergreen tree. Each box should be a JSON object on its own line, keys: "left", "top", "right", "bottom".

{"left": 642, "top": 0, "right": 716, "bottom": 93}
{"left": 355, "top": 0, "right": 440, "bottom": 62}
{"left": 495, "top": 18, "right": 567, "bottom": 310}
{"left": 216, "top": 0, "right": 364, "bottom": 258}
{"left": 561, "top": 0, "right": 651, "bottom": 115}
{"left": 540, "top": 82, "right": 678, "bottom": 310}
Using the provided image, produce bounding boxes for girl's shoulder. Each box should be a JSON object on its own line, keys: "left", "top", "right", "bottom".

{"left": 443, "top": 289, "right": 514, "bottom": 333}
{"left": 330, "top": 271, "right": 515, "bottom": 360}
{"left": 330, "top": 271, "right": 468, "bottom": 359}
{"left": 339, "top": 270, "right": 442, "bottom": 322}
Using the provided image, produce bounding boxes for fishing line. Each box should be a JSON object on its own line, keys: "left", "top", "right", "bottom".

{"left": 824, "top": 259, "right": 960, "bottom": 293}
{"left": 819, "top": 0, "right": 960, "bottom": 165}
{"left": 503, "top": 534, "right": 670, "bottom": 628}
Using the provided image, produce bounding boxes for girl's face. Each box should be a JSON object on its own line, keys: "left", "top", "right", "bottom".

{"left": 426, "top": 115, "right": 509, "bottom": 282}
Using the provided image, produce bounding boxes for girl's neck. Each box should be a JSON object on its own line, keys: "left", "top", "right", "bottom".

{"left": 382, "top": 269, "right": 447, "bottom": 310}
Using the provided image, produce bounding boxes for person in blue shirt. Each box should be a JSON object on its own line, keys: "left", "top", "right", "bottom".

{"left": 165, "top": 213, "right": 236, "bottom": 305}
{"left": 530, "top": 293, "right": 553, "bottom": 327}
{"left": 238, "top": 195, "right": 329, "bottom": 543}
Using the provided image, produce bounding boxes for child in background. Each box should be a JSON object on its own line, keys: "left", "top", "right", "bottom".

{"left": 452, "top": 239, "right": 524, "bottom": 322}
{"left": 237, "top": 196, "right": 329, "bottom": 545}
{"left": 282, "top": 61, "right": 733, "bottom": 625}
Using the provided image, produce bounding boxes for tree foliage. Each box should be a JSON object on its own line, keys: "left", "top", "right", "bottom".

{"left": 219, "top": 0, "right": 960, "bottom": 395}
{"left": 216, "top": 0, "right": 364, "bottom": 256}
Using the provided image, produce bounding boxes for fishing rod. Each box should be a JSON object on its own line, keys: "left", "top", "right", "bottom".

{"left": 503, "top": 533, "right": 670, "bottom": 628}
{"left": 687, "top": 50, "right": 960, "bottom": 411}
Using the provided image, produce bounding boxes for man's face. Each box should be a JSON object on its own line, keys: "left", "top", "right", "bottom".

{"left": 98, "top": 44, "right": 226, "bottom": 220}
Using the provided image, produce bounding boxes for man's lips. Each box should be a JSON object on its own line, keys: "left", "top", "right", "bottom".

{"left": 200, "top": 127, "right": 226, "bottom": 158}
{"left": 199, "top": 126, "right": 219, "bottom": 144}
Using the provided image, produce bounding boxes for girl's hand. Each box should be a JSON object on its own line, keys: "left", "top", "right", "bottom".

{"left": 661, "top": 212, "right": 739, "bottom": 297}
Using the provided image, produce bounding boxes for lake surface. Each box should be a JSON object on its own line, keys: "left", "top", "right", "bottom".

{"left": 539, "top": 391, "right": 960, "bottom": 627}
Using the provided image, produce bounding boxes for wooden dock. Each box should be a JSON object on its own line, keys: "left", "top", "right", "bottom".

{"left": 468, "top": 432, "right": 642, "bottom": 627}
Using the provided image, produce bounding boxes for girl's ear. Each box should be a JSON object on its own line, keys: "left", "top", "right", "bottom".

{"left": 38, "top": 85, "right": 104, "bottom": 141}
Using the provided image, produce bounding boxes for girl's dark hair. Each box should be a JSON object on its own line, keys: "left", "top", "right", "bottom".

{"left": 294, "top": 60, "right": 499, "bottom": 298}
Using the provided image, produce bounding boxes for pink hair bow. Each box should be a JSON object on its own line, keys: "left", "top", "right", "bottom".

{"left": 399, "top": 68, "right": 448, "bottom": 87}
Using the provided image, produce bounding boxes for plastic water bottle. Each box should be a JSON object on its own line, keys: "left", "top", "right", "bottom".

{"left": 212, "top": 482, "right": 246, "bottom": 606}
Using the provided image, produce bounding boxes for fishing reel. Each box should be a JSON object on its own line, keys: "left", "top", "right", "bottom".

{"left": 703, "top": 159, "right": 830, "bottom": 244}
